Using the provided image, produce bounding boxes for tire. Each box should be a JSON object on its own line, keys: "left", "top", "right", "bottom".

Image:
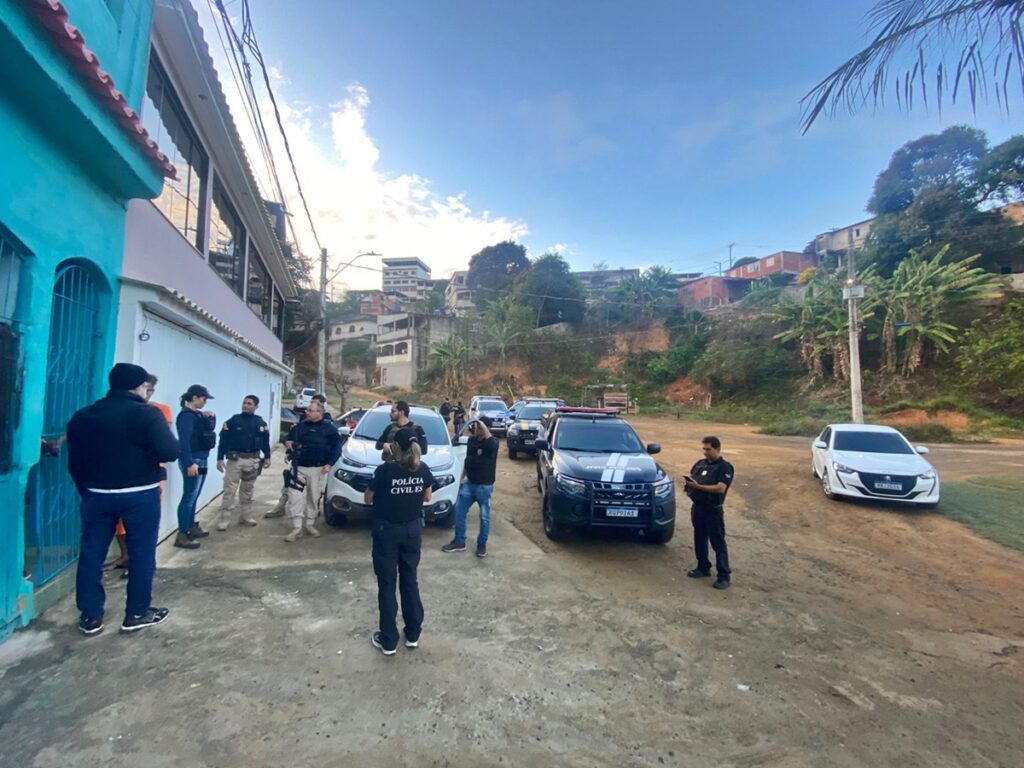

{"left": 821, "top": 470, "right": 839, "bottom": 501}
{"left": 542, "top": 495, "right": 567, "bottom": 541}
{"left": 509, "top": 448, "right": 518, "bottom": 460}
{"left": 647, "top": 521, "right": 675, "bottom": 544}
{"left": 324, "top": 508, "right": 348, "bottom": 528}
{"left": 536, "top": 470, "right": 543, "bottom": 494}
{"left": 811, "top": 461, "right": 819, "bottom": 478}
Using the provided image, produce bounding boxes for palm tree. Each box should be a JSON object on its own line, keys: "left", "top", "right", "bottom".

{"left": 430, "top": 335, "right": 468, "bottom": 396}
{"left": 616, "top": 265, "right": 678, "bottom": 322}
{"left": 802, "top": 0, "right": 1024, "bottom": 133}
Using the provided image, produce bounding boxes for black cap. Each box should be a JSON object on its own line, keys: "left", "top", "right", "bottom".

{"left": 184, "top": 384, "right": 214, "bottom": 400}
{"left": 394, "top": 427, "right": 417, "bottom": 451}
{"left": 108, "top": 363, "right": 150, "bottom": 391}
{"left": 477, "top": 415, "right": 492, "bottom": 429}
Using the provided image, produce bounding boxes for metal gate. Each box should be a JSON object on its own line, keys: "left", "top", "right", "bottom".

{"left": 25, "top": 263, "right": 100, "bottom": 585}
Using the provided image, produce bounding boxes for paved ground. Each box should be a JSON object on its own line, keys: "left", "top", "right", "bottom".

{"left": 1, "top": 420, "right": 1022, "bottom": 767}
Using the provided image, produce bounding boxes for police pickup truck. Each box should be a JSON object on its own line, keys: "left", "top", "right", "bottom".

{"left": 534, "top": 408, "right": 675, "bottom": 543}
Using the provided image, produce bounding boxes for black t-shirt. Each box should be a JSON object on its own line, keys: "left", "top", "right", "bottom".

{"left": 370, "top": 461, "right": 435, "bottom": 523}
{"left": 464, "top": 436, "right": 499, "bottom": 485}
{"left": 688, "top": 457, "right": 734, "bottom": 508}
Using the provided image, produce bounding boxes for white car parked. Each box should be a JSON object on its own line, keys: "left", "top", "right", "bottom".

{"left": 293, "top": 387, "right": 316, "bottom": 411}
{"left": 326, "top": 405, "right": 465, "bottom": 526}
{"left": 811, "top": 424, "right": 940, "bottom": 507}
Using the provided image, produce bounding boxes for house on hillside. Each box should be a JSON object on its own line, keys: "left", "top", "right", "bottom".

{"left": 326, "top": 315, "right": 376, "bottom": 380}
{"left": 114, "top": 0, "right": 298, "bottom": 541}
{"left": 724, "top": 251, "right": 818, "bottom": 280}
{"left": 382, "top": 257, "right": 432, "bottom": 301}
{"left": 814, "top": 218, "right": 874, "bottom": 261}
{"left": 572, "top": 268, "right": 640, "bottom": 302}
{"left": 376, "top": 313, "right": 457, "bottom": 388}
{"left": 359, "top": 289, "right": 409, "bottom": 317}
{"left": 0, "top": 0, "right": 171, "bottom": 639}
{"left": 677, "top": 276, "right": 753, "bottom": 310}
{"left": 445, "top": 271, "right": 475, "bottom": 316}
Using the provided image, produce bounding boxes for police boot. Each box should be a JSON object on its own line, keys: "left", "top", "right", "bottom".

{"left": 216, "top": 511, "right": 231, "bottom": 531}
{"left": 240, "top": 513, "right": 258, "bottom": 527}
{"left": 284, "top": 523, "right": 303, "bottom": 543}
{"left": 304, "top": 519, "right": 320, "bottom": 538}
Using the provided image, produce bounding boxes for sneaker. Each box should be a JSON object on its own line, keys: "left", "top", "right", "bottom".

{"left": 404, "top": 632, "right": 420, "bottom": 649}
{"left": 188, "top": 525, "right": 210, "bottom": 539}
{"left": 441, "top": 540, "right": 466, "bottom": 553}
{"left": 304, "top": 523, "right": 321, "bottom": 538}
{"left": 475, "top": 542, "right": 487, "bottom": 558}
{"left": 371, "top": 631, "right": 397, "bottom": 656}
{"left": 174, "top": 533, "right": 200, "bottom": 549}
{"left": 240, "top": 516, "right": 258, "bottom": 527}
{"left": 687, "top": 568, "right": 711, "bottom": 579}
{"left": 78, "top": 617, "right": 104, "bottom": 636}
{"left": 120, "top": 607, "right": 170, "bottom": 633}
{"left": 264, "top": 508, "right": 285, "bottom": 519}
{"left": 216, "top": 520, "right": 229, "bottom": 531}
{"left": 713, "top": 577, "right": 731, "bottom": 590}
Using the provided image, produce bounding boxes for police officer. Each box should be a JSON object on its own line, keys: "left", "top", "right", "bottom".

{"left": 283, "top": 400, "right": 342, "bottom": 542}
{"left": 215, "top": 394, "right": 272, "bottom": 530}
{"left": 684, "top": 435, "right": 735, "bottom": 590}
{"left": 374, "top": 400, "right": 427, "bottom": 457}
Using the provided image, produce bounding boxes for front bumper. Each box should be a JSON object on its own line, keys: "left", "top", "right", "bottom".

{"left": 327, "top": 467, "right": 459, "bottom": 521}
{"left": 831, "top": 470, "right": 940, "bottom": 505}
{"left": 547, "top": 482, "right": 676, "bottom": 531}
{"left": 488, "top": 419, "right": 508, "bottom": 435}
{"left": 506, "top": 432, "right": 539, "bottom": 452}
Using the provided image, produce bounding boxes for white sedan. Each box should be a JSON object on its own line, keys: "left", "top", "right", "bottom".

{"left": 811, "top": 424, "right": 940, "bottom": 507}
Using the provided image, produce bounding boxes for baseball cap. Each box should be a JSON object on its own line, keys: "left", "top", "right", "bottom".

{"left": 394, "top": 427, "right": 417, "bottom": 451}
{"left": 183, "top": 384, "right": 214, "bottom": 400}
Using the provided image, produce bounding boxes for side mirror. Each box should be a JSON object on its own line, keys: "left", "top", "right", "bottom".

{"left": 646, "top": 443, "right": 661, "bottom": 455}
{"left": 534, "top": 438, "right": 549, "bottom": 451}
{"left": 458, "top": 436, "right": 469, "bottom": 446}
{"left": 915, "top": 445, "right": 930, "bottom": 455}
{"left": 338, "top": 426, "right": 351, "bottom": 437}
{"left": 813, "top": 440, "right": 827, "bottom": 449}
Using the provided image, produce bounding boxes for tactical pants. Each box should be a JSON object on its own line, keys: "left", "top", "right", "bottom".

{"left": 691, "top": 504, "right": 731, "bottom": 577}
{"left": 218, "top": 457, "right": 261, "bottom": 525}
{"left": 287, "top": 466, "right": 326, "bottom": 528}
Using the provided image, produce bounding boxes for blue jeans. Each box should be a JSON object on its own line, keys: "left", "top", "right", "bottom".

{"left": 372, "top": 519, "right": 424, "bottom": 650}
{"left": 177, "top": 457, "right": 208, "bottom": 533}
{"left": 454, "top": 482, "right": 493, "bottom": 545}
{"left": 76, "top": 487, "right": 161, "bottom": 620}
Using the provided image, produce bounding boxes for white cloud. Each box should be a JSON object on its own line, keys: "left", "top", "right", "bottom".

{"left": 546, "top": 243, "right": 570, "bottom": 255}
{"left": 197, "top": 7, "right": 528, "bottom": 291}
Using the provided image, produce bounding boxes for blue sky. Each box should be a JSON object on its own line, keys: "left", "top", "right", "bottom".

{"left": 205, "top": 0, "right": 1021, "bottom": 287}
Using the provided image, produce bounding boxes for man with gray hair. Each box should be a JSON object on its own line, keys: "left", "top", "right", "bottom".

{"left": 282, "top": 400, "right": 342, "bottom": 542}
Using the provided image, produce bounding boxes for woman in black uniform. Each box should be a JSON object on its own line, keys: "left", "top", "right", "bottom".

{"left": 364, "top": 427, "right": 433, "bottom": 655}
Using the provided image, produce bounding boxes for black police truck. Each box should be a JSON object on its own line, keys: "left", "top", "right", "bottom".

{"left": 534, "top": 408, "right": 676, "bottom": 543}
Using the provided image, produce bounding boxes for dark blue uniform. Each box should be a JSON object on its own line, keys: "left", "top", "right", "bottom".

{"left": 217, "top": 413, "right": 272, "bottom": 461}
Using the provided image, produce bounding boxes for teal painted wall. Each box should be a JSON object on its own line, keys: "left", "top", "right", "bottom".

{"left": 0, "top": 0, "right": 161, "bottom": 639}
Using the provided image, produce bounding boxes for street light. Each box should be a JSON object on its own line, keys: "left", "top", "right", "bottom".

{"left": 318, "top": 250, "right": 381, "bottom": 395}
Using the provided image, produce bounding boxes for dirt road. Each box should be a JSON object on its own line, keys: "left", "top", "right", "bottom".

{"left": 1, "top": 418, "right": 1021, "bottom": 767}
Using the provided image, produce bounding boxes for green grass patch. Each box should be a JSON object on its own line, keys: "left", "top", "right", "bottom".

{"left": 938, "top": 476, "right": 1024, "bottom": 551}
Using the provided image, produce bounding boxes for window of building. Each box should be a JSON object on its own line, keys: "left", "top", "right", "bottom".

{"left": 272, "top": 289, "right": 284, "bottom": 340}
{"left": 855, "top": 228, "right": 861, "bottom": 237}
{"left": 207, "top": 176, "right": 245, "bottom": 296}
{"left": 141, "top": 54, "right": 208, "bottom": 250}
{"left": 246, "top": 248, "right": 272, "bottom": 326}
{"left": 766, "top": 256, "right": 776, "bottom": 267}
{"left": 349, "top": 325, "right": 355, "bottom": 333}
{"left": 0, "top": 227, "right": 28, "bottom": 474}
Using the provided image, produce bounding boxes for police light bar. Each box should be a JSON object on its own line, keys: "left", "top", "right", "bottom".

{"left": 554, "top": 407, "right": 620, "bottom": 415}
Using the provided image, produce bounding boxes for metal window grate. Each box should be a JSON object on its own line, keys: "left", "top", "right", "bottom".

{"left": 0, "top": 234, "right": 25, "bottom": 324}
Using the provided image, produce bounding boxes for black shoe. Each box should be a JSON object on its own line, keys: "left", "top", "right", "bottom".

{"left": 687, "top": 568, "right": 711, "bottom": 578}
{"left": 713, "top": 577, "right": 731, "bottom": 590}
{"left": 475, "top": 542, "right": 487, "bottom": 558}
{"left": 120, "top": 607, "right": 170, "bottom": 633}
{"left": 174, "top": 533, "right": 200, "bottom": 549}
{"left": 441, "top": 540, "right": 466, "bottom": 553}
{"left": 187, "top": 525, "right": 210, "bottom": 539}
{"left": 371, "top": 631, "right": 397, "bottom": 656}
{"left": 78, "top": 617, "right": 104, "bottom": 636}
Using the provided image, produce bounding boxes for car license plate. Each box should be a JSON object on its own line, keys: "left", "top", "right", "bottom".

{"left": 875, "top": 482, "right": 902, "bottom": 490}
{"left": 524, "top": 439, "right": 534, "bottom": 446}
{"left": 606, "top": 507, "right": 638, "bottom": 518}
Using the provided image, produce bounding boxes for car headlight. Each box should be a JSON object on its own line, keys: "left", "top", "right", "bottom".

{"left": 832, "top": 461, "right": 856, "bottom": 474}
{"left": 335, "top": 468, "right": 361, "bottom": 484}
{"left": 918, "top": 470, "right": 936, "bottom": 480}
{"left": 342, "top": 455, "right": 370, "bottom": 468}
{"left": 653, "top": 477, "right": 675, "bottom": 498}
{"left": 508, "top": 425, "right": 519, "bottom": 435}
{"left": 432, "top": 474, "right": 456, "bottom": 490}
{"left": 555, "top": 473, "right": 587, "bottom": 496}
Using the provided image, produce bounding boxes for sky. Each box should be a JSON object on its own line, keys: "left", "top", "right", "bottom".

{"left": 195, "top": 0, "right": 1021, "bottom": 291}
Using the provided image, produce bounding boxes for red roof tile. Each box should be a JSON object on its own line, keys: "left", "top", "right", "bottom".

{"left": 26, "top": 0, "right": 176, "bottom": 179}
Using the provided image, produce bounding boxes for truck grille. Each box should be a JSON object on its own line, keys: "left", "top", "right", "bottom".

{"left": 857, "top": 472, "right": 915, "bottom": 496}
{"left": 590, "top": 481, "right": 653, "bottom": 523}
{"left": 345, "top": 473, "right": 373, "bottom": 492}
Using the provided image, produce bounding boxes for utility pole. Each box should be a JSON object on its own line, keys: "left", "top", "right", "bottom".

{"left": 843, "top": 250, "right": 865, "bottom": 424}
{"left": 727, "top": 242, "right": 736, "bottom": 268}
{"left": 317, "top": 247, "right": 327, "bottom": 395}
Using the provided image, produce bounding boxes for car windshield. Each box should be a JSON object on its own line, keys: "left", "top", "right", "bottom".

{"left": 520, "top": 405, "right": 553, "bottom": 420}
{"left": 301, "top": 388, "right": 315, "bottom": 396}
{"left": 352, "top": 409, "right": 449, "bottom": 447}
{"left": 477, "top": 400, "right": 506, "bottom": 413}
{"left": 833, "top": 431, "right": 914, "bottom": 454}
{"left": 555, "top": 421, "right": 645, "bottom": 453}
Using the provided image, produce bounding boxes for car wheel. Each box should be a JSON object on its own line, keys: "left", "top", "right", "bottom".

{"left": 536, "top": 471, "right": 543, "bottom": 494}
{"left": 509, "top": 448, "right": 518, "bottom": 460}
{"left": 811, "top": 461, "right": 818, "bottom": 478}
{"left": 542, "top": 495, "right": 567, "bottom": 541}
{"left": 646, "top": 521, "right": 675, "bottom": 545}
{"left": 821, "top": 470, "right": 839, "bottom": 501}
{"left": 324, "top": 508, "right": 348, "bottom": 528}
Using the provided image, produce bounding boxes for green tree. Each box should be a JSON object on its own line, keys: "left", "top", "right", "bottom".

{"left": 802, "top": 1, "right": 1024, "bottom": 132}
{"left": 956, "top": 298, "right": 1024, "bottom": 414}
{"left": 976, "top": 134, "right": 1024, "bottom": 204}
{"left": 615, "top": 265, "right": 679, "bottom": 323}
{"left": 341, "top": 339, "right": 376, "bottom": 386}
{"left": 516, "top": 253, "right": 587, "bottom": 327}
{"left": 482, "top": 295, "right": 533, "bottom": 363}
{"left": 430, "top": 335, "right": 468, "bottom": 397}
{"left": 415, "top": 283, "right": 447, "bottom": 315}
{"left": 466, "top": 241, "right": 530, "bottom": 310}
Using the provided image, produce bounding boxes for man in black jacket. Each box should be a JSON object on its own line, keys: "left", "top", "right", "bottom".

{"left": 283, "top": 400, "right": 342, "bottom": 542}
{"left": 374, "top": 401, "right": 428, "bottom": 456}
{"left": 66, "top": 363, "right": 180, "bottom": 636}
